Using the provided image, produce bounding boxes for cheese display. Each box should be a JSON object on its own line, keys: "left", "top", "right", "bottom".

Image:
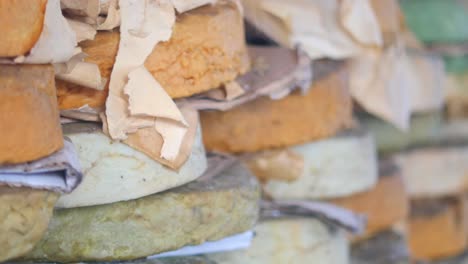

{"left": 1, "top": 0, "right": 464, "bottom": 262}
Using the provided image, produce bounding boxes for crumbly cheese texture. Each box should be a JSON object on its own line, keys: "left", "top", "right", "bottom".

{"left": 258, "top": 131, "right": 378, "bottom": 200}
{"left": 201, "top": 66, "right": 353, "bottom": 153}
{"left": 0, "top": 0, "right": 46, "bottom": 57}
{"left": 330, "top": 172, "right": 409, "bottom": 241}
{"left": 0, "top": 186, "right": 58, "bottom": 262}
{"left": 56, "top": 123, "right": 207, "bottom": 208}
{"left": 409, "top": 197, "right": 468, "bottom": 261}
{"left": 56, "top": 1, "right": 249, "bottom": 110}
{"left": 24, "top": 163, "right": 260, "bottom": 263}
{"left": 0, "top": 65, "right": 63, "bottom": 164}
{"left": 208, "top": 219, "right": 349, "bottom": 264}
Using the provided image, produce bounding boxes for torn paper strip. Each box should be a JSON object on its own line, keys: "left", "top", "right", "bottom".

{"left": 97, "top": 0, "right": 120, "bottom": 30}
{"left": 124, "top": 66, "right": 186, "bottom": 123}
{"left": 56, "top": 61, "right": 105, "bottom": 90}
{"left": 261, "top": 200, "right": 366, "bottom": 234}
{"left": 0, "top": 140, "right": 82, "bottom": 193}
{"left": 67, "top": 18, "right": 97, "bottom": 42}
{"left": 19, "top": 0, "right": 77, "bottom": 64}
{"left": 350, "top": 45, "right": 412, "bottom": 130}
{"left": 177, "top": 46, "right": 312, "bottom": 111}
{"left": 105, "top": 0, "right": 176, "bottom": 140}
{"left": 242, "top": 0, "right": 381, "bottom": 59}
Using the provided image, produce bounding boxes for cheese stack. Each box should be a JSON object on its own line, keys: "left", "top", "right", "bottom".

{"left": 3, "top": 0, "right": 264, "bottom": 262}
{"left": 200, "top": 73, "right": 372, "bottom": 263}
{"left": 196, "top": 3, "right": 385, "bottom": 263}
{"left": 396, "top": 0, "right": 468, "bottom": 262}
{"left": 0, "top": 1, "right": 84, "bottom": 262}
{"left": 197, "top": 0, "right": 445, "bottom": 263}
{"left": 331, "top": 161, "right": 410, "bottom": 264}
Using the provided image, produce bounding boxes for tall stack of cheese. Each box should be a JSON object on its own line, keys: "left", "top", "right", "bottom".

{"left": 0, "top": 0, "right": 267, "bottom": 262}
{"left": 0, "top": 1, "right": 85, "bottom": 262}
{"left": 395, "top": 0, "right": 468, "bottom": 262}
{"left": 199, "top": 0, "right": 414, "bottom": 263}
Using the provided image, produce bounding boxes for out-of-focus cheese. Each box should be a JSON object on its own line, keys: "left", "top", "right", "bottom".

{"left": 258, "top": 130, "right": 378, "bottom": 199}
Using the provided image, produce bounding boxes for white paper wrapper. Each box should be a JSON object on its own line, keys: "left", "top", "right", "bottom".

{"left": 0, "top": 140, "right": 82, "bottom": 193}
{"left": 150, "top": 231, "right": 253, "bottom": 259}
{"left": 261, "top": 200, "right": 366, "bottom": 234}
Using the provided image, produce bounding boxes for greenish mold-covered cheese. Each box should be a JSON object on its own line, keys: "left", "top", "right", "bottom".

{"left": 0, "top": 187, "right": 58, "bottom": 262}
{"left": 23, "top": 163, "right": 260, "bottom": 263}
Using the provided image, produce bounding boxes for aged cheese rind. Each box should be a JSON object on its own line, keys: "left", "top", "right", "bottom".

{"left": 0, "top": 186, "right": 58, "bottom": 262}
{"left": 56, "top": 1, "right": 249, "bottom": 110}
{"left": 0, "top": 0, "right": 46, "bottom": 57}
{"left": 24, "top": 163, "right": 260, "bottom": 262}
{"left": 201, "top": 65, "right": 353, "bottom": 153}
{"left": 56, "top": 123, "right": 207, "bottom": 208}
{"left": 0, "top": 65, "right": 63, "bottom": 164}
{"left": 409, "top": 197, "right": 468, "bottom": 260}
{"left": 395, "top": 146, "right": 468, "bottom": 199}
{"left": 330, "top": 167, "right": 408, "bottom": 240}
{"left": 259, "top": 130, "right": 377, "bottom": 199}
{"left": 207, "top": 219, "right": 349, "bottom": 264}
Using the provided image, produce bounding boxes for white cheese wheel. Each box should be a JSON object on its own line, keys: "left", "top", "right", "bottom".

{"left": 261, "top": 130, "right": 378, "bottom": 199}
{"left": 395, "top": 145, "right": 468, "bottom": 198}
{"left": 56, "top": 123, "right": 207, "bottom": 208}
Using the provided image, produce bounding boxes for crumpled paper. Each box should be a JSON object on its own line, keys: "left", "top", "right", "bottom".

{"left": 242, "top": 0, "right": 382, "bottom": 59}
{"left": 0, "top": 140, "right": 82, "bottom": 193}
{"left": 261, "top": 200, "right": 367, "bottom": 234}
{"left": 177, "top": 46, "right": 312, "bottom": 111}
{"left": 105, "top": 0, "right": 186, "bottom": 162}
{"left": 351, "top": 45, "right": 445, "bottom": 130}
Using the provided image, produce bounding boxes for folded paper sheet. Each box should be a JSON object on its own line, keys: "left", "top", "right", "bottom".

{"left": 0, "top": 140, "right": 82, "bottom": 193}
{"left": 241, "top": 0, "right": 381, "bottom": 59}
{"left": 105, "top": 0, "right": 187, "bottom": 163}
{"left": 351, "top": 46, "right": 445, "bottom": 130}
{"left": 261, "top": 200, "right": 366, "bottom": 234}
{"left": 177, "top": 46, "right": 312, "bottom": 111}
